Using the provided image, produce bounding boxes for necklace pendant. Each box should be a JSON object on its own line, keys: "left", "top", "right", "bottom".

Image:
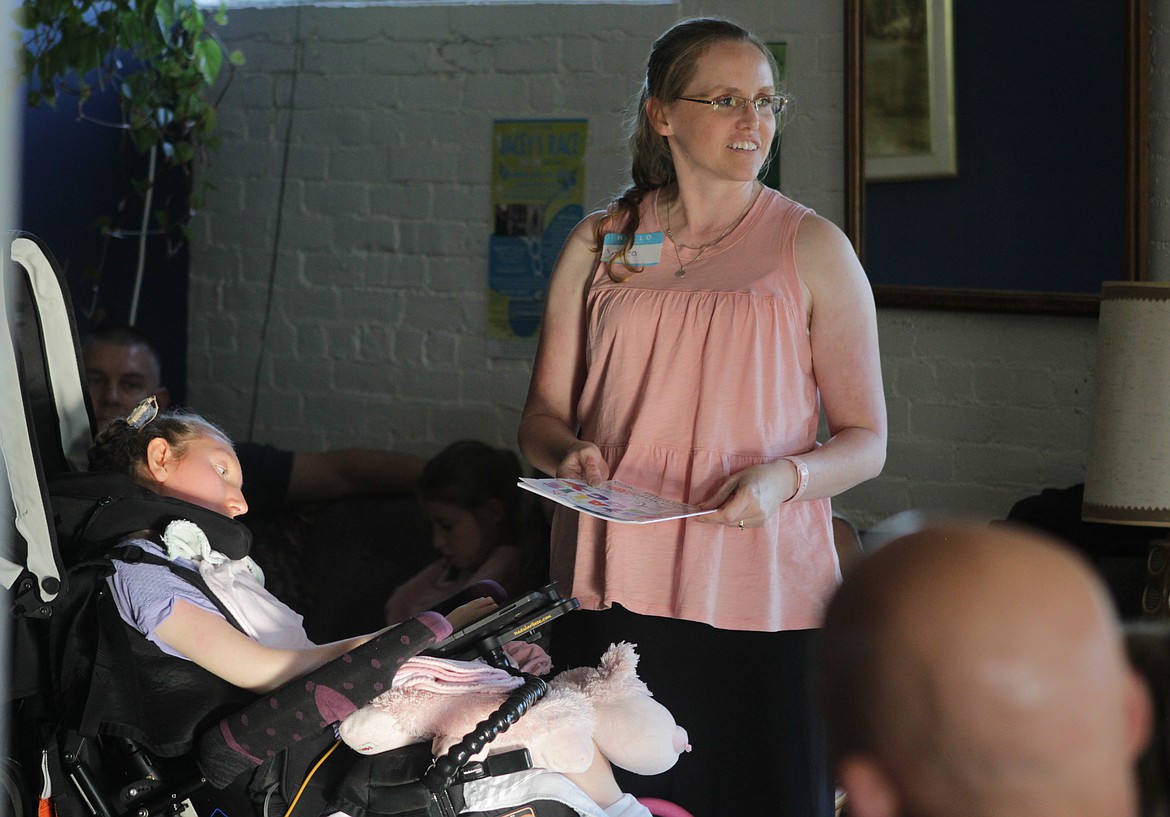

{"left": 675, "top": 267, "right": 687, "bottom": 278}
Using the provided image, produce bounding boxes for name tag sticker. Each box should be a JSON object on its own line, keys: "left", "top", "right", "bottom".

{"left": 601, "top": 232, "right": 664, "bottom": 266}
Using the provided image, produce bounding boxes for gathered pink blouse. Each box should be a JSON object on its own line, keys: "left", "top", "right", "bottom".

{"left": 549, "top": 186, "right": 838, "bottom": 632}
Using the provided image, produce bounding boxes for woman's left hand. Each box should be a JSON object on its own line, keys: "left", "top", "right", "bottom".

{"left": 697, "top": 462, "right": 793, "bottom": 529}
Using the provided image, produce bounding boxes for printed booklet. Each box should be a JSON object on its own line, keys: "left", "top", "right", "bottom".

{"left": 518, "top": 477, "right": 715, "bottom": 524}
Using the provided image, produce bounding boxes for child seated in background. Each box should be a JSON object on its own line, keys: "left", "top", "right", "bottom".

{"left": 385, "top": 439, "right": 550, "bottom": 624}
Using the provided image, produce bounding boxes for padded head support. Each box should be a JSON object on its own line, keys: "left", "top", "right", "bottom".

{"left": 48, "top": 471, "right": 252, "bottom": 561}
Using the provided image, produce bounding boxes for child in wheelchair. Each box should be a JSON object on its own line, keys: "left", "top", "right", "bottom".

{"left": 79, "top": 396, "right": 684, "bottom": 817}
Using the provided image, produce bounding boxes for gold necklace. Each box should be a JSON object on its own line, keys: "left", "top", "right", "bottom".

{"left": 664, "top": 185, "right": 757, "bottom": 278}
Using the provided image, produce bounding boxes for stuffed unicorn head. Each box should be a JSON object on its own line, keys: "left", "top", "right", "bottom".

{"left": 339, "top": 641, "right": 690, "bottom": 776}
{"left": 549, "top": 641, "right": 690, "bottom": 776}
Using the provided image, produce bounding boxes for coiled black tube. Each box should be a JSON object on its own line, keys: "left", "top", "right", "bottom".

{"left": 422, "top": 673, "right": 550, "bottom": 793}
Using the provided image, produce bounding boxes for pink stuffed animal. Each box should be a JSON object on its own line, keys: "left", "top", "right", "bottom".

{"left": 339, "top": 642, "right": 690, "bottom": 777}
{"left": 549, "top": 642, "right": 690, "bottom": 776}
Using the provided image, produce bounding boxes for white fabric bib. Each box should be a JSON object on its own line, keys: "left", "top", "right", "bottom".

{"left": 162, "top": 519, "right": 313, "bottom": 649}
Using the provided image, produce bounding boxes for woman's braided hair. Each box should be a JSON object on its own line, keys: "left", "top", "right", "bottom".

{"left": 594, "top": 16, "right": 781, "bottom": 281}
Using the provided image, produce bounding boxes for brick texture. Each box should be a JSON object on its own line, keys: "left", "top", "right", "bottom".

{"left": 189, "top": 1, "right": 1164, "bottom": 530}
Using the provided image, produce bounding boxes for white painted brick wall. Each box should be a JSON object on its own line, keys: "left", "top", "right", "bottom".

{"left": 189, "top": 0, "right": 1162, "bottom": 531}
{"left": 837, "top": 310, "right": 1098, "bottom": 526}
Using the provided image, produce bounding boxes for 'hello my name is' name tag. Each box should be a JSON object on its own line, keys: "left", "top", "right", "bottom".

{"left": 601, "top": 232, "right": 664, "bottom": 266}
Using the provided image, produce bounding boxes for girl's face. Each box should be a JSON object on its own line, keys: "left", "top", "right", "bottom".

{"left": 421, "top": 499, "right": 502, "bottom": 572}
{"left": 148, "top": 433, "right": 248, "bottom": 518}
{"left": 652, "top": 39, "right": 777, "bottom": 186}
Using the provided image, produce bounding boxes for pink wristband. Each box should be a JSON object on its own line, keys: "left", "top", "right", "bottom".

{"left": 782, "top": 456, "right": 809, "bottom": 503}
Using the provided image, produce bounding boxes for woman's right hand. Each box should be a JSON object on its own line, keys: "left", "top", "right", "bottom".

{"left": 556, "top": 442, "right": 610, "bottom": 486}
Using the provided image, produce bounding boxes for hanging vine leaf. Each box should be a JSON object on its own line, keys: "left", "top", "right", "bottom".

{"left": 19, "top": 0, "right": 245, "bottom": 247}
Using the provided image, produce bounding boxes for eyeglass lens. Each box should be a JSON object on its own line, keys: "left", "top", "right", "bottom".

{"left": 682, "top": 95, "right": 786, "bottom": 115}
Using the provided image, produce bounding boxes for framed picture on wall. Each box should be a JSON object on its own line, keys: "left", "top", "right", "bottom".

{"left": 863, "top": 0, "right": 956, "bottom": 181}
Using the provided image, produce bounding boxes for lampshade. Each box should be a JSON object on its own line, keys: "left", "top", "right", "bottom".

{"left": 1083, "top": 282, "right": 1170, "bottom": 526}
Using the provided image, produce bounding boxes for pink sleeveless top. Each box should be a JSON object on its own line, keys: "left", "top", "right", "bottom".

{"left": 549, "top": 187, "right": 838, "bottom": 632}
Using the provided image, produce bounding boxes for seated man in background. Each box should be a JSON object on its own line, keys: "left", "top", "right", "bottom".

{"left": 817, "top": 521, "right": 1152, "bottom": 817}
{"left": 82, "top": 323, "right": 433, "bottom": 641}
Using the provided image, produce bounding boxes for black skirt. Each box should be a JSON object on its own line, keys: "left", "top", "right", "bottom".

{"left": 549, "top": 604, "right": 834, "bottom": 817}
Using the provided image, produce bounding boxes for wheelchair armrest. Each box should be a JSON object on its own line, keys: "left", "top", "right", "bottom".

{"left": 425, "top": 581, "right": 579, "bottom": 667}
{"left": 197, "top": 611, "right": 452, "bottom": 789}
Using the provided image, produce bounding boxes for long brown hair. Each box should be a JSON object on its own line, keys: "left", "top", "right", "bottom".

{"left": 594, "top": 17, "right": 781, "bottom": 281}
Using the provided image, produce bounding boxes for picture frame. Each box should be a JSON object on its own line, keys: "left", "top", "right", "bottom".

{"left": 863, "top": 0, "right": 956, "bottom": 182}
{"left": 846, "top": 0, "right": 1150, "bottom": 314}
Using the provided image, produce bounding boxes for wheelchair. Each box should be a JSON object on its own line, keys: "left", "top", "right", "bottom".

{"left": 0, "top": 233, "right": 599, "bottom": 817}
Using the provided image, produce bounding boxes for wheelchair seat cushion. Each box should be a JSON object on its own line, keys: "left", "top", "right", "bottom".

{"left": 51, "top": 553, "right": 257, "bottom": 757}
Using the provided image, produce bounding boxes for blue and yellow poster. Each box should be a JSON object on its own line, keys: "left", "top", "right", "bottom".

{"left": 488, "top": 119, "right": 587, "bottom": 358}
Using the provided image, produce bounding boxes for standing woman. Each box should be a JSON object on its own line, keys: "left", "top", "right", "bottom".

{"left": 518, "top": 16, "right": 886, "bottom": 817}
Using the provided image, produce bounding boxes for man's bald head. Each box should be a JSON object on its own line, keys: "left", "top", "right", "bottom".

{"left": 818, "top": 522, "right": 1151, "bottom": 817}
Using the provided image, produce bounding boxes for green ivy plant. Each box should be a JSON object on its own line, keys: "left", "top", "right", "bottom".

{"left": 19, "top": 0, "right": 244, "bottom": 319}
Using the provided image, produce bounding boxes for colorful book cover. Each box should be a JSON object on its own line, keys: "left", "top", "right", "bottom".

{"left": 518, "top": 478, "right": 714, "bottom": 524}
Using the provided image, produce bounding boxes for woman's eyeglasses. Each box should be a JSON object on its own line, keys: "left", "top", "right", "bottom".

{"left": 677, "top": 94, "right": 789, "bottom": 116}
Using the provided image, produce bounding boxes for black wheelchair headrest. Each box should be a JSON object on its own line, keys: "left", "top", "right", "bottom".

{"left": 47, "top": 471, "right": 252, "bottom": 561}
